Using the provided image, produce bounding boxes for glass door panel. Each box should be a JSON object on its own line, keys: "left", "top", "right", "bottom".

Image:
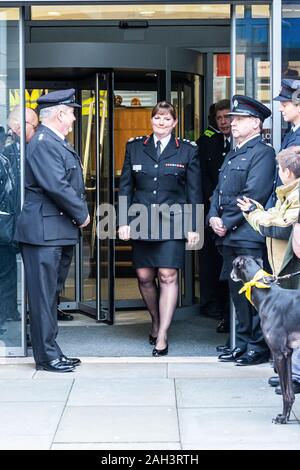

{"left": 79, "top": 73, "right": 114, "bottom": 322}
{"left": 235, "top": 4, "right": 271, "bottom": 141}
{"left": 0, "top": 7, "right": 26, "bottom": 356}
{"left": 171, "top": 71, "right": 203, "bottom": 306}
{"left": 80, "top": 89, "right": 97, "bottom": 312}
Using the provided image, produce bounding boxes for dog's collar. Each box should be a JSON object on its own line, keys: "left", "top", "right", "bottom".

{"left": 239, "top": 269, "right": 272, "bottom": 305}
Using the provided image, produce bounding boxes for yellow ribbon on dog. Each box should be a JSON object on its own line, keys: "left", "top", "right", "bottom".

{"left": 239, "top": 269, "right": 272, "bottom": 305}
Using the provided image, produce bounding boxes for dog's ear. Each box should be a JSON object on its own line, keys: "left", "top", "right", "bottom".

{"left": 256, "top": 258, "right": 264, "bottom": 268}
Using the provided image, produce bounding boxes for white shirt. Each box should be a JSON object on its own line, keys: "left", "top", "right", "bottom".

{"left": 236, "top": 133, "right": 261, "bottom": 150}
{"left": 292, "top": 123, "right": 300, "bottom": 132}
{"left": 153, "top": 134, "right": 172, "bottom": 153}
{"left": 224, "top": 135, "right": 231, "bottom": 146}
{"left": 43, "top": 124, "right": 65, "bottom": 141}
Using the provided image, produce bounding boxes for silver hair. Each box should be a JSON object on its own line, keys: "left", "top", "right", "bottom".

{"left": 39, "top": 104, "right": 69, "bottom": 122}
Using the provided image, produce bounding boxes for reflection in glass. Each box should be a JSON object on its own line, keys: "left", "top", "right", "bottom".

{"left": 282, "top": 3, "right": 300, "bottom": 142}
{"left": 0, "top": 8, "right": 23, "bottom": 353}
{"left": 236, "top": 4, "right": 271, "bottom": 141}
{"left": 81, "top": 90, "right": 97, "bottom": 307}
{"left": 31, "top": 4, "right": 231, "bottom": 21}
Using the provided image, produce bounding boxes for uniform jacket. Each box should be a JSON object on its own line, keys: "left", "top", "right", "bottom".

{"left": 196, "top": 128, "right": 229, "bottom": 211}
{"left": 208, "top": 135, "right": 276, "bottom": 247}
{"left": 15, "top": 125, "right": 88, "bottom": 245}
{"left": 245, "top": 178, "right": 300, "bottom": 274}
{"left": 118, "top": 134, "right": 203, "bottom": 240}
{"left": 267, "top": 125, "right": 300, "bottom": 208}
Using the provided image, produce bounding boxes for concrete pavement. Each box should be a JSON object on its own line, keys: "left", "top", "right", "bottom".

{"left": 0, "top": 357, "right": 299, "bottom": 450}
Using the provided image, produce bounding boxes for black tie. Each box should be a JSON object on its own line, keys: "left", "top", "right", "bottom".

{"left": 224, "top": 138, "right": 230, "bottom": 154}
{"left": 156, "top": 140, "right": 161, "bottom": 159}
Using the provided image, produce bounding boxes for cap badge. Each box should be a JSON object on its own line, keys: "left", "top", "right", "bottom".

{"left": 233, "top": 99, "right": 239, "bottom": 108}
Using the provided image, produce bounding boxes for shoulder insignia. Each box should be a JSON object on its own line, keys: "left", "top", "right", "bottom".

{"left": 203, "top": 129, "right": 215, "bottom": 138}
{"left": 38, "top": 134, "right": 44, "bottom": 141}
{"left": 190, "top": 141, "right": 197, "bottom": 146}
{"left": 128, "top": 136, "right": 144, "bottom": 143}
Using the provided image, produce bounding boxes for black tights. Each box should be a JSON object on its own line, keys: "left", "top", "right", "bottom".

{"left": 136, "top": 267, "right": 178, "bottom": 349}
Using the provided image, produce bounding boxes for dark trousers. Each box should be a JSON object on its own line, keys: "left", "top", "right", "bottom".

{"left": 0, "top": 245, "right": 18, "bottom": 326}
{"left": 21, "top": 244, "right": 74, "bottom": 364}
{"left": 199, "top": 227, "right": 229, "bottom": 316}
{"left": 221, "top": 245, "right": 269, "bottom": 354}
{"left": 57, "top": 245, "right": 74, "bottom": 302}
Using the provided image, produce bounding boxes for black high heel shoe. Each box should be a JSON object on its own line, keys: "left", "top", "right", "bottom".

{"left": 149, "top": 334, "right": 157, "bottom": 345}
{"left": 152, "top": 343, "right": 168, "bottom": 357}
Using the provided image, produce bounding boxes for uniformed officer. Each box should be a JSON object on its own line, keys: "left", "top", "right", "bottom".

{"left": 118, "top": 101, "right": 202, "bottom": 356}
{"left": 208, "top": 95, "right": 276, "bottom": 366}
{"left": 267, "top": 79, "right": 300, "bottom": 208}
{"left": 0, "top": 107, "right": 38, "bottom": 336}
{"left": 197, "top": 99, "right": 231, "bottom": 332}
{"left": 15, "top": 89, "right": 90, "bottom": 372}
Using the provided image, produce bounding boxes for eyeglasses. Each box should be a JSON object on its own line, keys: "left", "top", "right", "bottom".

{"left": 26, "top": 121, "right": 38, "bottom": 130}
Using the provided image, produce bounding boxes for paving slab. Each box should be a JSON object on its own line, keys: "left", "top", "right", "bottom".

{"left": 179, "top": 407, "right": 300, "bottom": 449}
{"left": 0, "top": 379, "right": 73, "bottom": 402}
{"left": 54, "top": 406, "right": 179, "bottom": 443}
{"left": 51, "top": 442, "right": 181, "bottom": 450}
{"left": 34, "top": 363, "right": 167, "bottom": 379}
{"left": 0, "top": 364, "right": 35, "bottom": 379}
{"left": 68, "top": 378, "right": 175, "bottom": 407}
{"left": 0, "top": 436, "right": 52, "bottom": 450}
{"left": 176, "top": 378, "right": 280, "bottom": 408}
{"left": 0, "top": 402, "right": 64, "bottom": 438}
{"left": 168, "top": 362, "right": 272, "bottom": 379}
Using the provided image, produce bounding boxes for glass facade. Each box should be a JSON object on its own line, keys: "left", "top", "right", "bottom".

{"left": 235, "top": 4, "right": 271, "bottom": 141}
{"left": 0, "top": 1, "right": 294, "bottom": 356}
{"left": 281, "top": 2, "right": 300, "bottom": 139}
{"left": 31, "top": 4, "right": 231, "bottom": 21}
{"left": 0, "top": 8, "right": 25, "bottom": 355}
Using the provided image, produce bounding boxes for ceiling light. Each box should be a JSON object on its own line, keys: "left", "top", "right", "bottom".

{"left": 48, "top": 11, "right": 61, "bottom": 17}
{"left": 140, "top": 11, "right": 156, "bottom": 16}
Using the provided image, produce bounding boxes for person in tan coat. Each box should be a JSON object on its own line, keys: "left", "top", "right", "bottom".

{"left": 237, "top": 146, "right": 300, "bottom": 275}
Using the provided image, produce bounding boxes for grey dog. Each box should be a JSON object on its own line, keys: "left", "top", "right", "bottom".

{"left": 231, "top": 255, "right": 300, "bottom": 424}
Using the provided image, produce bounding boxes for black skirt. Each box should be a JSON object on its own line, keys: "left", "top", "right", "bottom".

{"left": 132, "top": 240, "right": 185, "bottom": 269}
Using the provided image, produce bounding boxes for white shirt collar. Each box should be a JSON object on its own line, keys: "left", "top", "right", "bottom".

{"left": 293, "top": 123, "right": 300, "bottom": 132}
{"left": 224, "top": 135, "right": 231, "bottom": 143}
{"left": 43, "top": 124, "right": 65, "bottom": 141}
{"left": 153, "top": 133, "right": 172, "bottom": 152}
{"left": 236, "top": 133, "right": 261, "bottom": 150}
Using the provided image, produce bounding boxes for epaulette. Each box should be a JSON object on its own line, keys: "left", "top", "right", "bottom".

{"left": 203, "top": 129, "right": 216, "bottom": 138}
{"left": 179, "top": 138, "right": 197, "bottom": 147}
{"left": 127, "top": 136, "right": 144, "bottom": 143}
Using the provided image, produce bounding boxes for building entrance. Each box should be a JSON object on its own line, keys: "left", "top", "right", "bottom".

{"left": 26, "top": 51, "right": 203, "bottom": 324}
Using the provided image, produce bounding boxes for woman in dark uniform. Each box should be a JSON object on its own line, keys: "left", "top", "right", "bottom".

{"left": 118, "top": 101, "right": 202, "bottom": 356}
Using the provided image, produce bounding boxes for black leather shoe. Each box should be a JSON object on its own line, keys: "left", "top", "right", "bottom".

{"left": 275, "top": 381, "right": 300, "bottom": 395}
{"left": 216, "top": 345, "right": 231, "bottom": 353}
{"left": 216, "top": 318, "right": 230, "bottom": 334}
{"left": 149, "top": 334, "right": 157, "bottom": 345}
{"left": 60, "top": 354, "right": 81, "bottom": 366}
{"left": 57, "top": 307, "right": 74, "bottom": 321}
{"left": 152, "top": 344, "right": 168, "bottom": 357}
{"left": 235, "top": 350, "right": 269, "bottom": 366}
{"left": 268, "top": 376, "right": 279, "bottom": 387}
{"left": 36, "top": 358, "right": 75, "bottom": 372}
{"left": 218, "top": 347, "right": 245, "bottom": 362}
